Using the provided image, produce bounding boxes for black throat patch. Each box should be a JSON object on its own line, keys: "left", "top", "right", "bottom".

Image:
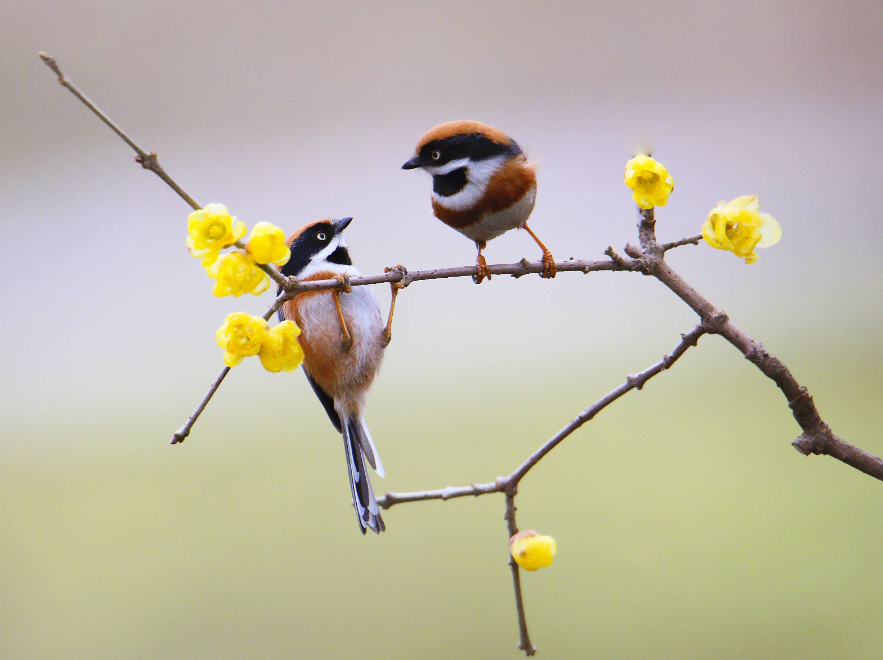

{"left": 327, "top": 245, "right": 352, "bottom": 265}
{"left": 432, "top": 167, "right": 468, "bottom": 197}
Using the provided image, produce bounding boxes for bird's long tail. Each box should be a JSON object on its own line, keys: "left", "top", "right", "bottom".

{"left": 342, "top": 416, "right": 385, "bottom": 534}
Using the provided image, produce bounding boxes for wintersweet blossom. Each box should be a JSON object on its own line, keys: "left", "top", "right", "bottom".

{"left": 258, "top": 321, "right": 305, "bottom": 373}
{"left": 702, "top": 196, "right": 782, "bottom": 264}
{"left": 246, "top": 222, "right": 291, "bottom": 266}
{"left": 623, "top": 155, "right": 674, "bottom": 209}
{"left": 206, "top": 251, "right": 270, "bottom": 297}
{"left": 509, "top": 530, "right": 557, "bottom": 571}
{"left": 215, "top": 313, "right": 270, "bottom": 367}
{"left": 186, "top": 203, "right": 247, "bottom": 266}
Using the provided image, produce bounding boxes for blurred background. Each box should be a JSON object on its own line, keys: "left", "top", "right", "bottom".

{"left": 2, "top": 1, "right": 883, "bottom": 658}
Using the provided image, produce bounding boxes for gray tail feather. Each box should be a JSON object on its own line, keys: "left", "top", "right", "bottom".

{"left": 342, "top": 418, "right": 385, "bottom": 534}
{"left": 349, "top": 416, "right": 385, "bottom": 477}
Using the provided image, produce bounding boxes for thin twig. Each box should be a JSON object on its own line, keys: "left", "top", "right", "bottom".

{"left": 38, "top": 52, "right": 200, "bottom": 210}
{"left": 377, "top": 481, "right": 502, "bottom": 509}
{"left": 507, "top": 322, "right": 708, "bottom": 484}
{"left": 38, "top": 52, "right": 290, "bottom": 291}
{"left": 662, "top": 234, "right": 702, "bottom": 251}
{"left": 171, "top": 294, "right": 288, "bottom": 444}
{"left": 171, "top": 366, "right": 230, "bottom": 444}
{"left": 506, "top": 492, "right": 536, "bottom": 656}
{"left": 377, "top": 322, "right": 708, "bottom": 505}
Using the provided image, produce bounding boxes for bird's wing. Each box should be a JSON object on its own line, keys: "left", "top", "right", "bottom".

{"left": 304, "top": 370, "right": 343, "bottom": 434}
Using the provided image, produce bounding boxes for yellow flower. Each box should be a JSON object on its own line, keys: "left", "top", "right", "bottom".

{"left": 186, "top": 203, "right": 247, "bottom": 266}
{"left": 510, "top": 530, "right": 557, "bottom": 571}
{"left": 624, "top": 155, "right": 674, "bottom": 209}
{"left": 215, "top": 313, "right": 270, "bottom": 367}
{"left": 702, "top": 196, "right": 782, "bottom": 264}
{"left": 206, "top": 251, "right": 270, "bottom": 297}
{"left": 259, "top": 321, "right": 305, "bottom": 373}
{"left": 246, "top": 222, "right": 291, "bottom": 266}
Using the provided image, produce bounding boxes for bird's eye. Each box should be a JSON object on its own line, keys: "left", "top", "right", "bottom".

{"left": 317, "top": 232, "right": 326, "bottom": 241}
{"left": 431, "top": 151, "right": 441, "bottom": 160}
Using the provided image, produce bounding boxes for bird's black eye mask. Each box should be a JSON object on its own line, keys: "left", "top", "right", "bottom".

{"left": 419, "top": 133, "right": 522, "bottom": 167}
{"left": 281, "top": 222, "right": 336, "bottom": 278}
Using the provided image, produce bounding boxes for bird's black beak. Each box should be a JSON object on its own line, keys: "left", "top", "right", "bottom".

{"left": 401, "top": 155, "right": 421, "bottom": 170}
{"left": 333, "top": 217, "right": 353, "bottom": 235}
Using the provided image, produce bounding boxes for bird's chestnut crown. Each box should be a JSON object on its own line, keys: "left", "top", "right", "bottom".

{"left": 402, "top": 133, "right": 522, "bottom": 170}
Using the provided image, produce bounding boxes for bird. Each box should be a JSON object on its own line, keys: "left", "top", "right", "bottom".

{"left": 278, "top": 217, "right": 402, "bottom": 534}
{"left": 402, "top": 120, "right": 555, "bottom": 283}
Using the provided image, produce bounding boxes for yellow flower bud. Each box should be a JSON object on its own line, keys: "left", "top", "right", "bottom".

{"left": 258, "top": 321, "right": 305, "bottom": 373}
{"left": 701, "top": 196, "right": 782, "bottom": 264}
{"left": 246, "top": 222, "right": 291, "bottom": 266}
{"left": 186, "top": 203, "right": 247, "bottom": 266}
{"left": 215, "top": 313, "right": 270, "bottom": 367}
{"left": 624, "top": 155, "right": 674, "bottom": 209}
{"left": 206, "top": 251, "right": 270, "bottom": 297}
{"left": 510, "top": 530, "right": 557, "bottom": 571}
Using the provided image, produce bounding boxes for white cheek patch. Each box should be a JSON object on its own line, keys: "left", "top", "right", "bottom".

{"left": 431, "top": 156, "right": 507, "bottom": 212}
{"left": 315, "top": 235, "right": 341, "bottom": 262}
{"left": 298, "top": 235, "right": 361, "bottom": 279}
{"left": 424, "top": 157, "right": 470, "bottom": 176}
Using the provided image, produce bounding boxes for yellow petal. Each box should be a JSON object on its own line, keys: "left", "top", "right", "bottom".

{"left": 727, "top": 196, "right": 760, "bottom": 211}
{"left": 200, "top": 249, "right": 221, "bottom": 267}
{"left": 232, "top": 220, "right": 247, "bottom": 244}
{"left": 272, "top": 248, "right": 291, "bottom": 267}
{"left": 250, "top": 272, "right": 271, "bottom": 296}
{"left": 223, "top": 350, "right": 245, "bottom": 367}
{"left": 757, "top": 214, "right": 782, "bottom": 248}
{"left": 701, "top": 217, "right": 722, "bottom": 249}
{"left": 202, "top": 203, "right": 231, "bottom": 217}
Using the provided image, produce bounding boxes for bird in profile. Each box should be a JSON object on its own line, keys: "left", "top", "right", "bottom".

{"left": 402, "top": 120, "right": 555, "bottom": 283}
{"left": 278, "top": 217, "right": 402, "bottom": 534}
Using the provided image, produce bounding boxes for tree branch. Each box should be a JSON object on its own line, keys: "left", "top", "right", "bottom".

{"left": 634, "top": 208, "right": 883, "bottom": 481}
{"left": 377, "top": 321, "right": 708, "bottom": 509}
{"left": 38, "top": 52, "right": 290, "bottom": 291}
{"left": 170, "top": 294, "right": 288, "bottom": 444}
{"left": 41, "top": 50, "right": 883, "bottom": 657}
{"left": 507, "top": 321, "right": 708, "bottom": 484}
{"left": 170, "top": 253, "right": 666, "bottom": 443}
{"left": 39, "top": 52, "right": 200, "bottom": 210}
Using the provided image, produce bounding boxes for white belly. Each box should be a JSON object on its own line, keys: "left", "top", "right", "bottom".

{"left": 298, "top": 287, "right": 383, "bottom": 363}
{"left": 457, "top": 186, "right": 537, "bottom": 243}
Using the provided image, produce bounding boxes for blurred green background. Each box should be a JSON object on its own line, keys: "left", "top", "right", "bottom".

{"left": 2, "top": 0, "right": 883, "bottom": 658}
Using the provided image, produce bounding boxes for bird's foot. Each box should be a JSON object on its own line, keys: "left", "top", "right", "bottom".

{"left": 384, "top": 264, "right": 409, "bottom": 291}
{"left": 334, "top": 274, "right": 352, "bottom": 293}
{"left": 540, "top": 250, "right": 557, "bottom": 279}
{"left": 473, "top": 253, "right": 492, "bottom": 284}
